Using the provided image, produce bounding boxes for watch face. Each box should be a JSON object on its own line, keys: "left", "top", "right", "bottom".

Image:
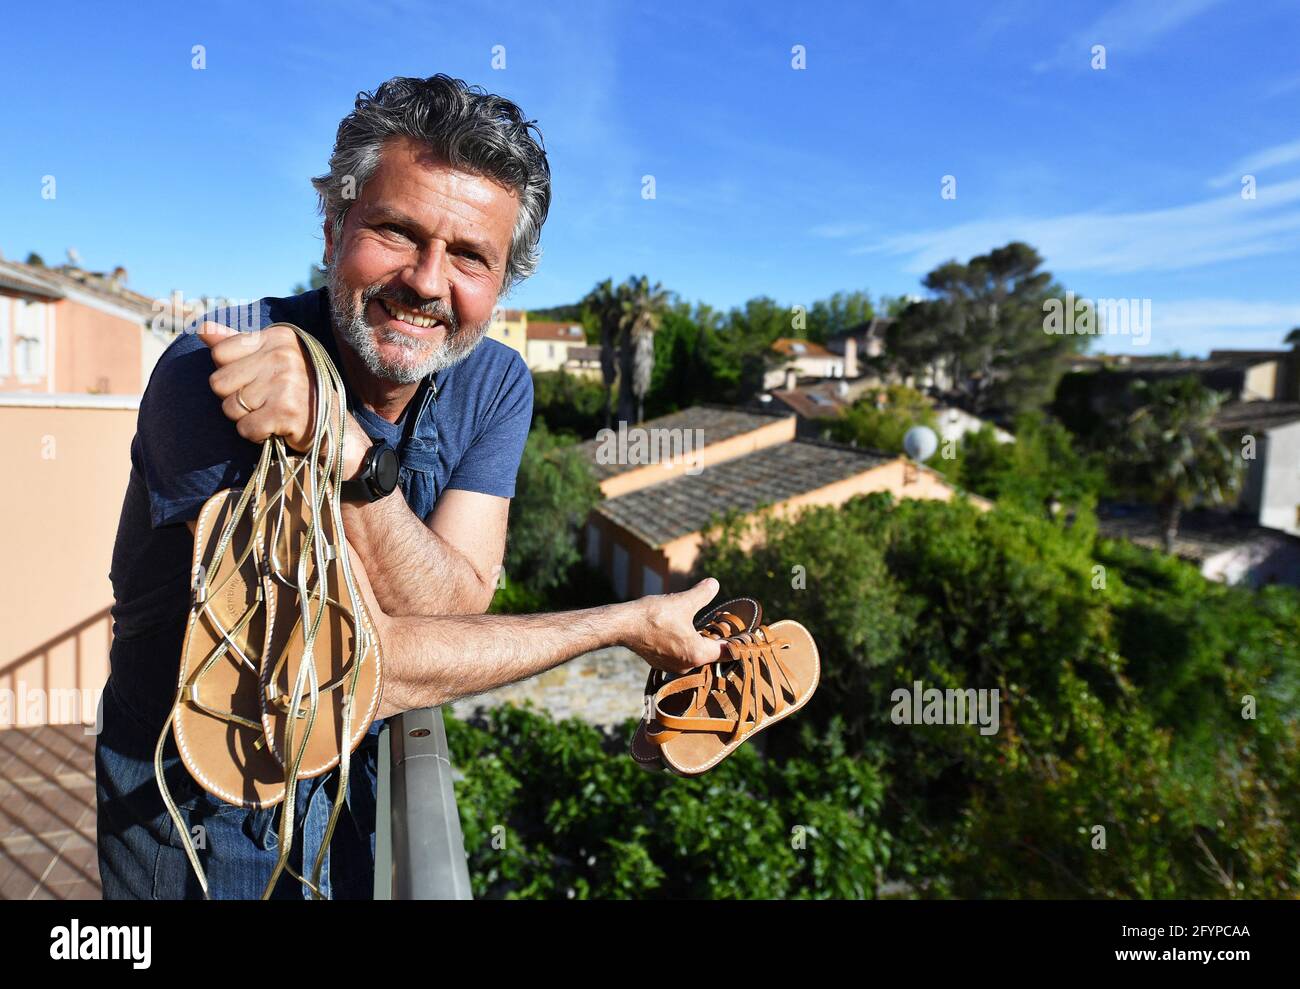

{"left": 374, "top": 446, "right": 401, "bottom": 494}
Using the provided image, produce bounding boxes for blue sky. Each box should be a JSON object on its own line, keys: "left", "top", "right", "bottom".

{"left": 2, "top": 0, "right": 1298, "bottom": 355}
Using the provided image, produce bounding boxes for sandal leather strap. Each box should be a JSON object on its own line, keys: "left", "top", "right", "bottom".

{"left": 647, "top": 627, "right": 796, "bottom": 743}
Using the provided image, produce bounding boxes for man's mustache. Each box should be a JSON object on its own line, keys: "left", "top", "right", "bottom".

{"left": 363, "top": 285, "right": 460, "bottom": 335}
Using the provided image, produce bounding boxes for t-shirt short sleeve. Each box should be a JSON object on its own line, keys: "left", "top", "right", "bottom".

{"left": 445, "top": 350, "right": 533, "bottom": 499}
{"left": 136, "top": 335, "right": 260, "bottom": 528}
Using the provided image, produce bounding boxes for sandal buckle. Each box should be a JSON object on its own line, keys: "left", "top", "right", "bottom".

{"left": 191, "top": 563, "right": 207, "bottom": 606}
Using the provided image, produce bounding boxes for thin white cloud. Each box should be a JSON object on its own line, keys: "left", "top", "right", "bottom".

{"left": 1155, "top": 298, "right": 1300, "bottom": 331}
{"left": 1208, "top": 139, "right": 1300, "bottom": 187}
{"left": 1097, "top": 298, "right": 1300, "bottom": 355}
{"left": 1033, "top": 0, "right": 1224, "bottom": 72}
{"left": 854, "top": 178, "right": 1300, "bottom": 276}
{"left": 1264, "top": 74, "right": 1300, "bottom": 99}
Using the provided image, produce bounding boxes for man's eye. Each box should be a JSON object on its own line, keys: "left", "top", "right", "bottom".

{"left": 380, "top": 224, "right": 411, "bottom": 239}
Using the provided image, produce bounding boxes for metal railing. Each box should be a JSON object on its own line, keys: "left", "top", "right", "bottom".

{"left": 373, "top": 707, "right": 473, "bottom": 899}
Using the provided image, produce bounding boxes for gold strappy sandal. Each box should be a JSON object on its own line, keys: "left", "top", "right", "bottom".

{"left": 155, "top": 322, "right": 384, "bottom": 899}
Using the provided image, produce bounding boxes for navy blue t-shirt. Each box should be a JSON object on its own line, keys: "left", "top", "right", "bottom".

{"left": 105, "top": 288, "right": 532, "bottom": 730}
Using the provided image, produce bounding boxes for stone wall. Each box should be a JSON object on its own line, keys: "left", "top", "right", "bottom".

{"left": 448, "top": 646, "right": 648, "bottom": 730}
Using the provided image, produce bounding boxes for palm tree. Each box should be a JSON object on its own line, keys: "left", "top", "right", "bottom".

{"left": 1113, "top": 377, "right": 1240, "bottom": 554}
{"left": 617, "top": 275, "right": 667, "bottom": 423}
{"left": 582, "top": 278, "right": 621, "bottom": 430}
{"left": 584, "top": 276, "right": 668, "bottom": 427}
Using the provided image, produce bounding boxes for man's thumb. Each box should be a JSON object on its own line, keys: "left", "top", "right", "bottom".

{"left": 686, "top": 576, "right": 719, "bottom": 605}
{"left": 196, "top": 320, "right": 239, "bottom": 350}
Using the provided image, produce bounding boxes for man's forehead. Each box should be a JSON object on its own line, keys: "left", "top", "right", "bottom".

{"left": 358, "top": 136, "right": 518, "bottom": 236}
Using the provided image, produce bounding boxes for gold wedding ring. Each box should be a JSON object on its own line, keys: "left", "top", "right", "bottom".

{"left": 236, "top": 388, "right": 254, "bottom": 413}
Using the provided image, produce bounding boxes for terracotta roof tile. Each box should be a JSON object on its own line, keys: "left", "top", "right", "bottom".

{"left": 576, "top": 405, "right": 794, "bottom": 481}
{"left": 595, "top": 440, "right": 890, "bottom": 546}
{"left": 527, "top": 321, "right": 586, "bottom": 341}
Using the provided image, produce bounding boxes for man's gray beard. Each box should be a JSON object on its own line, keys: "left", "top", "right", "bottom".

{"left": 326, "top": 264, "right": 490, "bottom": 385}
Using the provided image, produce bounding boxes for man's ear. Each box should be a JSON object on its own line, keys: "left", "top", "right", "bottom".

{"left": 322, "top": 219, "right": 334, "bottom": 267}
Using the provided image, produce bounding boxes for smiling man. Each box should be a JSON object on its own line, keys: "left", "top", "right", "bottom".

{"left": 95, "top": 75, "right": 722, "bottom": 900}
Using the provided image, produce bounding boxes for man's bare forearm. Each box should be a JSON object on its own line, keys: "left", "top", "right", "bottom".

{"left": 339, "top": 417, "right": 492, "bottom": 617}
{"left": 374, "top": 601, "right": 637, "bottom": 718}
{"left": 343, "top": 494, "right": 491, "bottom": 616}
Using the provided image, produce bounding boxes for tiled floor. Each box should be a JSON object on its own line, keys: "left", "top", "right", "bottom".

{"left": 0, "top": 724, "right": 101, "bottom": 899}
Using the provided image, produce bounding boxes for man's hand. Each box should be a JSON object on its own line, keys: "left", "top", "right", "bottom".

{"left": 620, "top": 578, "right": 725, "bottom": 674}
{"left": 198, "top": 322, "right": 317, "bottom": 452}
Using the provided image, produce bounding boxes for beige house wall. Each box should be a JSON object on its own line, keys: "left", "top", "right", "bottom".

{"left": 0, "top": 293, "right": 147, "bottom": 395}
{"left": 584, "top": 512, "right": 673, "bottom": 600}
{"left": 486, "top": 311, "right": 528, "bottom": 361}
{"left": 1242, "top": 361, "right": 1279, "bottom": 402}
{"left": 525, "top": 337, "right": 584, "bottom": 372}
{"left": 763, "top": 354, "right": 844, "bottom": 389}
{"left": 0, "top": 398, "right": 138, "bottom": 728}
{"left": 54, "top": 299, "right": 144, "bottom": 394}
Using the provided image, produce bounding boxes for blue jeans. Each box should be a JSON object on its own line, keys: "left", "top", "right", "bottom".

{"left": 95, "top": 628, "right": 381, "bottom": 900}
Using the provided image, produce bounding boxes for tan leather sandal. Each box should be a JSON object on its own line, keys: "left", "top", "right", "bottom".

{"left": 628, "top": 598, "right": 763, "bottom": 774}
{"left": 169, "top": 448, "right": 287, "bottom": 810}
{"left": 155, "top": 323, "right": 383, "bottom": 899}
{"left": 635, "top": 607, "right": 819, "bottom": 777}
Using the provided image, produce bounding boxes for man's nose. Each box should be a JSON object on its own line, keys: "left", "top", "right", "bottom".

{"left": 402, "top": 241, "right": 449, "bottom": 302}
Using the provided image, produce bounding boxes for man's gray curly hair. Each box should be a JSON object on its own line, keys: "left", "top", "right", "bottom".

{"left": 311, "top": 74, "right": 551, "bottom": 296}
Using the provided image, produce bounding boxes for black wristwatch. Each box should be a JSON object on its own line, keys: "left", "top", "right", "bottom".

{"left": 342, "top": 442, "right": 400, "bottom": 503}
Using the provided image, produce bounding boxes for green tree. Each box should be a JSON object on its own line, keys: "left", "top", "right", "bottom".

{"left": 709, "top": 296, "right": 790, "bottom": 404}
{"left": 806, "top": 290, "right": 875, "bottom": 343}
{"left": 501, "top": 421, "right": 601, "bottom": 599}
{"left": 956, "top": 412, "right": 1104, "bottom": 517}
{"left": 645, "top": 304, "right": 721, "bottom": 419}
{"left": 292, "top": 264, "right": 328, "bottom": 295}
{"left": 530, "top": 369, "right": 606, "bottom": 439}
{"left": 827, "top": 385, "right": 939, "bottom": 454}
{"left": 1110, "top": 377, "right": 1241, "bottom": 553}
{"left": 582, "top": 278, "right": 621, "bottom": 429}
{"left": 881, "top": 242, "right": 1086, "bottom": 417}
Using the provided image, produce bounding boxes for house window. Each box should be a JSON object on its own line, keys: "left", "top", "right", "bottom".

{"left": 547, "top": 343, "right": 555, "bottom": 359}
{"left": 0, "top": 298, "right": 10, "bottom": 376}
{"left": 612, "top": 543, "right": 629, "bottom": 599}
{"left": 585, "top": 523, "right": 601, "bottom": 568}
{"left": 641, "top": 565, "right": 663, "bottom": 596}
{"left": 14, "top": 299, "right": 47, "bottom": 378}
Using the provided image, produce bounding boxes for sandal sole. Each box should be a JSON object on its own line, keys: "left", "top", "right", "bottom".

{"left": 172, "top": 489, "right": 288, "bottom": 809}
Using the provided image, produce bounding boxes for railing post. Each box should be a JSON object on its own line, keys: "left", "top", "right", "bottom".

{"left": 373, "top": 707, "right": 472, "bottom": 900}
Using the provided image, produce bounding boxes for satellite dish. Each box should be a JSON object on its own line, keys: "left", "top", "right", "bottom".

{"left": 903, "top": 425, "right": 938, "bottom": 463}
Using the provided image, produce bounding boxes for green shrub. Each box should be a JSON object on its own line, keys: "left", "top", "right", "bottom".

{"left": 447, "top": 705, "right": 891, "bottom": 899}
